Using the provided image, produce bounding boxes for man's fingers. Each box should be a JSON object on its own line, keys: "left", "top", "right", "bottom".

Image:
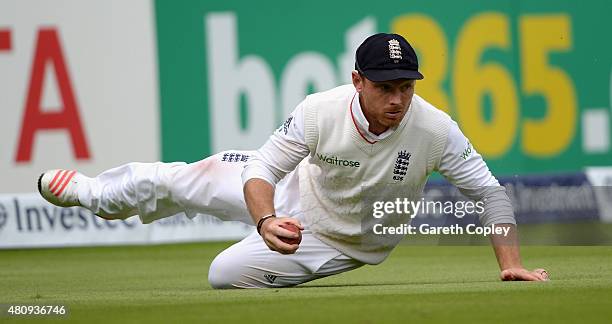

{"left": 534, "top": 268, "right": 550, "bottom": 281}
{"left": 258, "top": 216, "right": 302, "bottom": 254}
{"left": 501, "top": 268, "right": 550, "bottom": 281}
{"left": 281, "top": 217, "right": 304, "bottom": 230}
{"left": 264, "top": 235, "right": 298, "bottom": 254}
{"left": 501, "top": 269, "right": 535, "bottom": 281}
{"left": 271, "top": 225, "right": 300, "bottom": 239}
{"left": 500, "top": 269, "right": 516, "bottom": 281}
{"left": 516, "top": 269, "right": 548, "bottom": 281}
{"left": 518, "top": 271, "right": 543, "bottom": 281}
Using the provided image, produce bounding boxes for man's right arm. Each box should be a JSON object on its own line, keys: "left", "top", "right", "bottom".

{"left": 242, "top": 101, "right": 310, "bottom": 254}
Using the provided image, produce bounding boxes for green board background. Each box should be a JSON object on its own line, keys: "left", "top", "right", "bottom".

{"left": 155, "top": 0, "right": 612, "bottom": 175}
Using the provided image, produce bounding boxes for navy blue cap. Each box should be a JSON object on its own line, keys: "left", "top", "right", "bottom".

{"left": 355, "top": 33, "right": 424, "bottom": 81}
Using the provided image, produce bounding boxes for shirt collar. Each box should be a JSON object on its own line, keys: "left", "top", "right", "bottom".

{"left": 351, "top": 92, "right": 397, "bottom": 142}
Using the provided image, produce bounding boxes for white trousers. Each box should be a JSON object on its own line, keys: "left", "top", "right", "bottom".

{"left": 77, "top": 150, "right": 364, "bottom": 288}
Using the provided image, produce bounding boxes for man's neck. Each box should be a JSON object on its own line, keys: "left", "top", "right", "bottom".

{"left": 368, "top": 123, "right": 387, "bottom": 135}
{"left": 358, "top": 96, "right": 387, "bottom": 135}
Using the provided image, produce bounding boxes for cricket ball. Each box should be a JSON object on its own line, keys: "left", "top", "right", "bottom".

{"left": 279, "top": 223, "right": 302, "bottom": 245}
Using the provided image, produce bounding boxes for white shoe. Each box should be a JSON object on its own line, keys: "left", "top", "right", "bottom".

{"left": 38, "top": 169, "right": 84, "bottom": 207}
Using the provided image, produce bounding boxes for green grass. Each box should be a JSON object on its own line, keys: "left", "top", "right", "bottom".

{"left": 1, "top": 243, "right": 611, "bottom": 323}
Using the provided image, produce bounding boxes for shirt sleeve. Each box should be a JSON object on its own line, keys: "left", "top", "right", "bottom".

{"left": 241, "top": 100, "right": 310, "bottom": 187}
{"left": 437, "top": 121, "right": 516, "bottom": 226}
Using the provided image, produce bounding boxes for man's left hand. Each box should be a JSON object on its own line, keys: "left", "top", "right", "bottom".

{"left": 500, "top": 268, "right": 549, "bottom": 281}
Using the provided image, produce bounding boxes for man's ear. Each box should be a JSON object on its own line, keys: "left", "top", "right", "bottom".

{"left": 352, "top": 71, "right": 364, "bottom": 92}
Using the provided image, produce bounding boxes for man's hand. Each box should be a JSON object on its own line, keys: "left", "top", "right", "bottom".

{"left": 500, "top": 268, "right": 549, "bottom": 281}
{"left": 489, "top": 224, "right": 550, "bottom": 282}
{"left": 260, "top": 216, "right": 304, "bottom": 254}
{"left": 243, "top": 179, "right": 303, "bottom": 254}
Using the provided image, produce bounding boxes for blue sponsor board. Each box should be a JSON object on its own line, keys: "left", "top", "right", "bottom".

{"left": 417, "top": 173, "right": 601, "bottom": 226}
{"left": 500, "top": 173, "right": 600, "bottom": 224}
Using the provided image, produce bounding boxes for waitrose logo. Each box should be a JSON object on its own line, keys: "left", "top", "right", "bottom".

{"left": 317, "top": 153, "right": 361, "bottom": 168}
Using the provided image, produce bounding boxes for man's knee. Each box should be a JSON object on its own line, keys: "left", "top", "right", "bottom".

{"left": 207, "top": 251, "right": 246, "bottom": 289}
{"left": 208, "top": 247, "right": 301, "bottom": 289}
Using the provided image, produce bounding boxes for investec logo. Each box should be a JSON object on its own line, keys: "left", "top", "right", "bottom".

{"left": 205, "top": 13, "right": 376, "bottom": 152}
{"left": 317, "top": 153, "right": 361, "bottom": 168}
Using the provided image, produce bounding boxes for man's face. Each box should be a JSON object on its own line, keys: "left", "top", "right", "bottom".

{"left": 351, "top": 71, "right": 415, "bottom": 135}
